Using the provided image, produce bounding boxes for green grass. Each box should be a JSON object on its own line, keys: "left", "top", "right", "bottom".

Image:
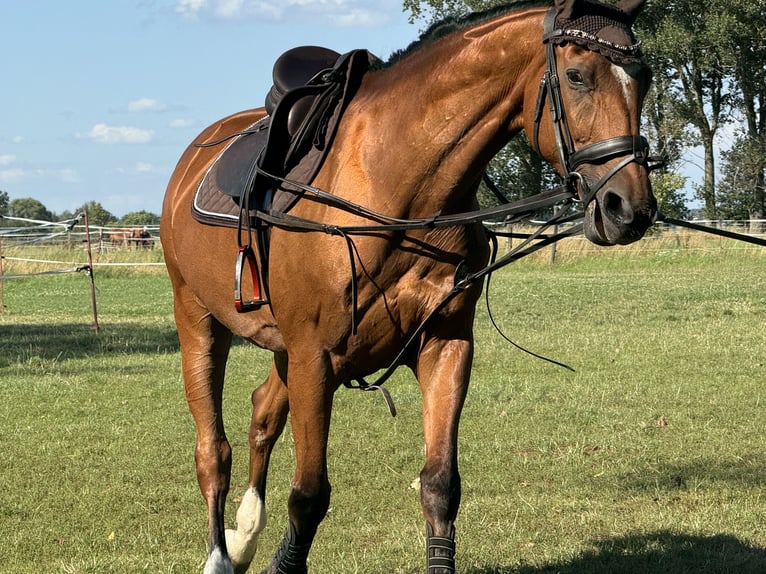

{"left": 0, "top": 239, "right": 764, "bottom": 573}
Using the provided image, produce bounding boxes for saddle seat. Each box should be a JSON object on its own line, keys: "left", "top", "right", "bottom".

{"left": 265, "top": 46, "right": 342, "bottom": 134}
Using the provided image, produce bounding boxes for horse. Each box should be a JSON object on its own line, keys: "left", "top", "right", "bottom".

{"left": 160, "top": 0, "right": 657, "bottom": 572}
{"left": 105, "top": 226, "right": 151, "bottom": 249}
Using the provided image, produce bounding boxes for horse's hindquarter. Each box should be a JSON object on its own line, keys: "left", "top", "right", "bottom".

{"left": 161, "top": 108, "right": 286, "bottom": 351}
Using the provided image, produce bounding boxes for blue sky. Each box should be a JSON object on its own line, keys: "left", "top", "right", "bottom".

{"left": 1, "top": 1, "right": 420, "bottom": 218}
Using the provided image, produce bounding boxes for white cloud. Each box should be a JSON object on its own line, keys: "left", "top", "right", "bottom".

{"left": 128, "top": 97, "right": 166, "bottom": 112}
{"left": 135, "top": 162, "right": 156, "bottom": 173}
{"left": 176, "top": 0, "right": 206, "bottom": 18}
{"left": 216, "top": 0, "right": 243, "bottom": 18}
{"left": 174, "top": 0, "right": 393, "bottom": 26}
{"left": 57, "top": 168, "right": 80, "bottom": 183}
{"left": 78, "top": 123, "right": 155, "bottom": 145}
{"left": 0, "top": 168, "right": 25, "bottom": 183}
{"left": 0, "top": 154, "right": 16, "bottom": 166}
{"left": 170, "top": 118, "right": 194, "bottom": 128}
{"left": 12, "top": 136, "right": 23, "bottom": 144}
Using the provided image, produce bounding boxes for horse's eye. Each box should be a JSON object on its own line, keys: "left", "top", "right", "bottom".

{"left": 566, "top": 69, "right": 585, "bottom": 86}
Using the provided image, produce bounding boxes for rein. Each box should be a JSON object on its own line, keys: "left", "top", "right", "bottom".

{"left": 249, "top": 161, "right": 582, "bottom": 415}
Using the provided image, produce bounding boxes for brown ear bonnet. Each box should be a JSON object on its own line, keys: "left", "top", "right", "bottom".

{"left": 550, "top": 0, "right": 644, "bottom": 65}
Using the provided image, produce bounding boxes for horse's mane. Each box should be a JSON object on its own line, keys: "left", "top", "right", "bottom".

{"left": 378, "top": 1, "right": 551, "bottom": 69}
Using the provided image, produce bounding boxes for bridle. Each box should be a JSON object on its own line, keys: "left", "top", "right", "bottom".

{"left": 532, "top": 9, "right": 661, "bottom": 208}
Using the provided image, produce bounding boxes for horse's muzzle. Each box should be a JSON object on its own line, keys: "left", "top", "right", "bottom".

{"left": 583, "top": 187, "right": 657, "bottom": 246}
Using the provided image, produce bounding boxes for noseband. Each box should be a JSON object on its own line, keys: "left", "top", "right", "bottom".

{"left": 532, "top": 9, "right": 660, "bottom": 207}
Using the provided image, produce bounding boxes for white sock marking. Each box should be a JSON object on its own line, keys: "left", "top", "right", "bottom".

{"left": 225, "top": 487, "right": 267, "bottom": 568}
{"left": 203, "top": 547, "right": 234, "bottom": 574}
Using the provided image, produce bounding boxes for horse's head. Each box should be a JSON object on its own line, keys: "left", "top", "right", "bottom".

{"left": 526, "top": 0, "right": 657, "bottom": 245}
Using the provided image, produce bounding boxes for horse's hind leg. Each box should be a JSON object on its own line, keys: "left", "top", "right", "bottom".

{"left": 225, "top": 354, "right": 289, "bottom": 574}
{"left": 172, "top": 284, "right": 235, "bottom": 574}
{"left": 262, "top": 353, "right": 334, "bottom": 574}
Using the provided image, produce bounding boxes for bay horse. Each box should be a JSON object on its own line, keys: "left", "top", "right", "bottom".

{"left": 161, "top": 0, "right": 657, "bottom": 572}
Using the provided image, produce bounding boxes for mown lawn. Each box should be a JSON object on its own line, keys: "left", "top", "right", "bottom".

{"left": 0, "top": 238, "right": 764, "bottom": 573}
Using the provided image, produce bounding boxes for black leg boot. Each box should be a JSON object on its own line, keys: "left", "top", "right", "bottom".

{"left": 262, "top": 522, "right": 311, "bottom": 574}
{"left": 426, "top": 522, "right": 456, "bottom": 574}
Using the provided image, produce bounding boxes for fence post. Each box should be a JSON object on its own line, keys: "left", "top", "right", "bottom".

{"left": 82, "top": 210, "right": 100, "bottom": 333}
{"left": 0, "top": 236, "right": 6, "bottom": 313}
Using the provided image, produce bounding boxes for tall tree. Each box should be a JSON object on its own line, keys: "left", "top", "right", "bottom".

{"left": 0, "top": 191, "right": 9, "bottom": 224}
{"left": 717, "top": 134, "right": 764, "bottom": 222}
{"left": 725, "top": 2, "right": 766, "bottom": 227}
{"left": 79, "top": 201, "right": 117, "bottom": 227}
{"left": 7, "top": 197, "right": 53, "bottom": 224}
{"left": 637, "top": 0, "right": 738, "bottom": 219}
{"left": 121, "top": 210, "right": 161, "bottom": 226}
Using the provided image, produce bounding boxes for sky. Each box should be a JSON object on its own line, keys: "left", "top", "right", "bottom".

{"left": 0, "top": 1, "right": 422, "bottom": 218}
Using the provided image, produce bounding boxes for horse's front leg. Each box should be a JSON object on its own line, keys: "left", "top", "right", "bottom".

{"left": 415, "top": 334, "right": 474, "bottom": 574}
{"left": 263, "top": 352, "right": 334, "bottom": 574}
{"left": 225, "top": 353, "right": 290, "bottom": 574}
{"left": 172, "top": 285, "right": 235, "bottom": 574}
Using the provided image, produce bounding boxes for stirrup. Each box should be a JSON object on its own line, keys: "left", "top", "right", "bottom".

{"left": 426, "top": 522, "right": 456, "bottom": 573}
{"left": 234, "top": 245, "right": 268, "bottom": 312}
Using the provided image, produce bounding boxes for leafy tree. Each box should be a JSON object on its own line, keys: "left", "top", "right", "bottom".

{"left": 7, "top": 197, "right": 53, "bottom": 224}
{"left": 638, "top": 0, "right": 741, "bottom": 219}
{"left": 0, "top": 190, "right": 9, "bottom": 225}
{"left": 79, "top": 201, "right": 117, "bottom": 227}
{"left": 718, "top": 134, "right": 765, "bottom": 223}
{"left": 480, "top": 134, "right": 558, "bottom": 208}
{"left": 120, "top": 210, "right": 161, "bottom": 226}
{"left": 56, "top": 210, "right": 77, "bottom": 223}
{"left": 725, "top": 2, "right": 766, "bottom": 226}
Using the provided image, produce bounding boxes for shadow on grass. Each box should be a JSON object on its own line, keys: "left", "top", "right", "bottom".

{"left": 622, "top": 455, "right": 766, "bottom": 490}
{"left": 474, "top": 531, "right": 766, "bottom": 573}
{"left": 0, "top": 322, "right": 181, "bottom": 363}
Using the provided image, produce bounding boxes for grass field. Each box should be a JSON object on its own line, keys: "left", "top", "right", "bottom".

{"left": 0, "top": 234, "right": 764, "bottom": 573}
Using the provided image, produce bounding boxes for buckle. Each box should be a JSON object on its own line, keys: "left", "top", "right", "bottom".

{"left": 234, "top": 245, "right": 267, "bottom": 313}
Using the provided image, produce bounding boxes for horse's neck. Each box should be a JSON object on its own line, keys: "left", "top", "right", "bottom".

{"left": 352, "top": 8, "right": 546, "bottom": 215}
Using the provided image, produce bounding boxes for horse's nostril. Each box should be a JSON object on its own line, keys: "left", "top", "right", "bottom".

{"left": 603, "top": 190, "right": 632, "bottom": 225}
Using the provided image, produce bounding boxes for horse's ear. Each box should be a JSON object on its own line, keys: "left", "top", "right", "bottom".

{"left": 554, "top": 0, "right": 577, "bottom": 20}
{"left": 617, "top": 0, "right": 647, "bottom": 22}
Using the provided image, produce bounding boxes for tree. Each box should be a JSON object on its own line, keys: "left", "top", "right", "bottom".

{"left": 638, "top": 35, "right": 692, "bottom": 219}
{"left": 0, "top": 191, "right": 9, "bottom": 225}
{"left": 120, "top": 210, "right": 161, "bottom": 226}
{"left": 638, "top": 0, "right": 742, "bottom": 219}
{"left": 7, "top": 197, "right": 53, "bottom": 224}
{"left": 725, "top": 2, "right": 766, "bottom": 227}
{"left": 480, "top": 134, "right": 559, "bottom": 208}
{"left": 79, "top": 201, "right": 117, "bottom": 227}
{"left": 718, "top": 133, "right": 765, "bottom": 223}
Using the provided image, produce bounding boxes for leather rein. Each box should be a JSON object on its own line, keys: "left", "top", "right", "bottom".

{"left": 236, "top": 10, "right": 668, "bottom": 412}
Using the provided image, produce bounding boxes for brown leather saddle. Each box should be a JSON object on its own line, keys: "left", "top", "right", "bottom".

{"left": 193, "top": 46, "right": 375, "bottom": 228}
{"left": 192, "top": 46, "right": 376, "bottom": 311}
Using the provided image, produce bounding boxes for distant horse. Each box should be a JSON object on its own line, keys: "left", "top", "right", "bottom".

{"left": 161, "top": 0, "right": 657, "bottom": 572}
{"left": 105, "top": 226, "right": 151, "bottom": 249}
